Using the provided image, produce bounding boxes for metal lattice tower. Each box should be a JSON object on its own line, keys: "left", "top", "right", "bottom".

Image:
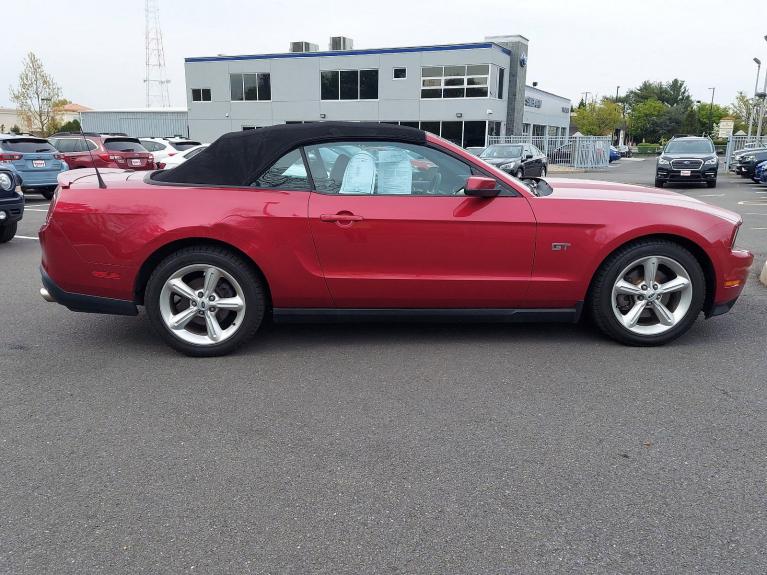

{"left": 144, "top": 0, "right": 170, "bottom": 107}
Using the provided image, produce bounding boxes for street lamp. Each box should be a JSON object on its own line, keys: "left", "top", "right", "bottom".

{"left": 695, "top": 100, "right": 701, "bottom": 134}
{"left": 748, "top": 58, "right": 761, "bottom": 138}
{"left": 708, "top": 87, "right": 715, "bottom": 136}
{"left": 757, "top": 36, "right": 767, "bottom": 141}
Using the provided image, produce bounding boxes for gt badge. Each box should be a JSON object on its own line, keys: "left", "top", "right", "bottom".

{"left": 551, "top": 242, "right": 571, "bottom": 251}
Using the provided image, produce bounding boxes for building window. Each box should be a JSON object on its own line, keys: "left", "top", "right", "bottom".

{"left": 321, "top": 69, "right": 378, "bottom": 100}
{"left": 420, "top": 65, "right": 489, "bottom": 99}
{"left": 497, "top": 68, "right": 505, "bottom": 100}
{"left": 230, "top": 73, "right": 271, "bottom": 101}
{"left": 463, "top": 121, "right": 486, "bottom": 147}
{"left": 191, "top": 88, "right": 211, "bottom": 102}
{"left": 393, "top": 67, "right": 406, "bottom": 79}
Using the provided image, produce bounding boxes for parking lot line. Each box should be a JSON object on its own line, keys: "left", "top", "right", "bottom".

{"left": 25, "top": 208, "right": 50, "bottom": 212}
{"left": 15, "top": 235, "right": 39, "bottom": 240}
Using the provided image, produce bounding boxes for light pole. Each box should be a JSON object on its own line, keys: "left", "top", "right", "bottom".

{"left": 695, "top": 100, "right": 702, "bottom": 135}
{"left": 749, "top": 57, "right": 762, "bottom": 138}
{"left": 708, "top": 87, "right": 715, "bottom": 136}
{"left": 757, "top": 36, "right": 767, "bottom": 141}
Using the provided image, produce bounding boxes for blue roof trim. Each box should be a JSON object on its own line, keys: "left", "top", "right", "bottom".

{"left": 185, "top": 42, "right": 511, "bottom": 63}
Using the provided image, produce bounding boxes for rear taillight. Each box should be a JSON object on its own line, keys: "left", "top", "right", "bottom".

{"left": 0, "top": 153, "right": 22, "bottom": 162}
{"left": 157, "top": 162, "right": 166, "bottom": 169}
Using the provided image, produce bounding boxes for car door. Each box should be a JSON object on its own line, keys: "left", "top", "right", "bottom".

{"left": 305, "top": 140, "right": 536, "bottom": 309}
{"left": 521, "top": 145, "right": 535, "bottom": 176}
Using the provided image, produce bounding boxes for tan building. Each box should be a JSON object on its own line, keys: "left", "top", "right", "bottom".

{"left": 0, "top": 103, "right": 92, "bottom": 134}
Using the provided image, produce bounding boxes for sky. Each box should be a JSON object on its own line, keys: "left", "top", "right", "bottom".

{"left": 1, "top": 0, "right": 766, "bottom": 110}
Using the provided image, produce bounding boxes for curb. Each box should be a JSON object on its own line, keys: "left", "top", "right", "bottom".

{"left": 760, "top": 260, "right": 767, "bottom": 288}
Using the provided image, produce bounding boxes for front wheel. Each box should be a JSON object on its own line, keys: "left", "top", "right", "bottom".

{"left": 654, "top": 178, "right": 664, "bottom": 188}
{"left": 145, "top": 246, "right": 265, "bottom": 356}
{"left": 0, "top": 222, "right": 17, "bottom": 243}
{"left": 540, "top": 165, "right": 547, "bottom": 177}
{"left": 707, "top": 180, "right": 717, "bottom": 188}
{"left": 589, "top": 240, "right": 705, "bottom": 346}
{"left": 515, "top": 168, "right": 524, "bottom": 179}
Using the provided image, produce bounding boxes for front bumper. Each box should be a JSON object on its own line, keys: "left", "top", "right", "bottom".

{"left": 0, "top": 192, "right": 24, "bottom": 223}
{"left": 733, "top": 162, "right": 756, "bottom": 176}
{"left": 656, "top": 166, "right": 717, "bottom": 183}
{"left": 705, "top": 248, "right": 753, "bottom": 318}
{"left": 40, "top": 267, "right": 138, "bottom": 316}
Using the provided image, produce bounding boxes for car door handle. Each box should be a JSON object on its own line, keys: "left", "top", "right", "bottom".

{"left": 320, "top": 213, "right": 364, "bottom": 223}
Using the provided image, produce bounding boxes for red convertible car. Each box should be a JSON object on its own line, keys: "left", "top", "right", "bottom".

{"left": 39, "top": 123, "right": 752, "bottom": 356}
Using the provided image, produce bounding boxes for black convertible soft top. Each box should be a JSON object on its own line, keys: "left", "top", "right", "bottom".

{"left": 151, "top": 121, "right": 427, "bottom": 187}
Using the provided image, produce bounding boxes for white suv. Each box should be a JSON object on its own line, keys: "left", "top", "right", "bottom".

{"left": 139, "top": 138, "right": 202, "bottom": 162}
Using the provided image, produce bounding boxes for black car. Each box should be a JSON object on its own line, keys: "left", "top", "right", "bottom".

{"left": 0, "top": 167, "right": 24, "bottom": 243}
{"left": 655, "top": 136, "right": 718, "bottom": 188}
{"left": 479, "top": 143, "right": 548, "bottom": 178}
{"left": 733, "top": 149, "right": 767, "bottom": 178}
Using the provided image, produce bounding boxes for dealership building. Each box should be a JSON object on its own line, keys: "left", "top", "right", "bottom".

{"left": 183, "top": 35, "right": 571, "bottom": 146}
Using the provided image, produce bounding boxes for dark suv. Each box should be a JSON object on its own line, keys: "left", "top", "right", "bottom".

{"left": 49, "top": 133, "right": 155, "bottom": 171}
{"left": 655, "top": 136, "right": 718, "bottom": 188}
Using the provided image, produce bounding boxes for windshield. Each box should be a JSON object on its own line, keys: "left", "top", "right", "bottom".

{"left": 481, "top": 144, "right": 523, "bottom": 159}
{"left": 664, "top": 140, "right": 714, "bottom": 154}
{"left": 0, "top": 138, "right": 57, "bottom": 153}
{"left": 170, "top": 141, "right": 202, "bottom": 151}
{"left": 104, "top": 139, "right": 147, "bottom": 152}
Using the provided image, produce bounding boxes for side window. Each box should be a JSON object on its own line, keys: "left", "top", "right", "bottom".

{"left": 304, "top": 141, "right": 473, "bottom": 196}
{"left": 252, "top": 148, "right": 311, "bottom": 191}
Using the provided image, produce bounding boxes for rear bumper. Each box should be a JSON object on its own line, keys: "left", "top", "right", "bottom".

{"left": 40, "top": 267, "right": 138, "bottom": 316}
{"left": 0, "top": 192, "right": 24, "bottom": 223}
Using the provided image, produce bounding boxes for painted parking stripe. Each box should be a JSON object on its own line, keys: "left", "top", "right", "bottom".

{"left": 699, "top": 194, "right": 724, "bottom": 197}
{"left": 25, "top": 208, "right": 50, "bottom": 212}
{"left": 15, "top": 235, "right": 39, "bottom": 240}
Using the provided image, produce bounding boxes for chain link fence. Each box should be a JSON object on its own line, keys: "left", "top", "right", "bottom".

{"left": 487, "top": 135, "right": 612, "bottom": 169}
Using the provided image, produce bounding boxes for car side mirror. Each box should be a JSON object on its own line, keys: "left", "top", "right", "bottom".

{"left": 655, "top": 150, "right": 662, "bottom": 155}
{"left": 525, "top": 153, "right": 533, "bottom": 160}
{"left": 464, "top": 176, "right": 500, "bottom": 198}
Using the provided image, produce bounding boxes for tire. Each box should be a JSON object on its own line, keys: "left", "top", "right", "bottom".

{"left": 589, "top": 240, "right": 705, "bottom": 346}
{"left": 0, "top": 222, "right": 17, "bottom": 243}
{"left": 41, "top": 186, "right": 55, "bottom": 200}
{"left": 707, "top": 180, "right": 717, "bottom": 188}
{"left": 515, "top": 168, "right": 524, "bottom": 179}
{"left": 540, "top": 165, "right": 547, "bottom": 177}
{"left": 145, "top": 246, "right": 266, "bottom": 356}
{"left": 654, "top": 179, "right": 664, "bottom": 188}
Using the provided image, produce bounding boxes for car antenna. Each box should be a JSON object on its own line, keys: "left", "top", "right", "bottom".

{"left": 78, "top": 126, "right": 107, "bottom": 189}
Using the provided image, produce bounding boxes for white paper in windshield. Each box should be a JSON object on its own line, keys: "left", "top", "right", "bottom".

{"left": 340, "top": 152, "right": 376, "bottom": 194}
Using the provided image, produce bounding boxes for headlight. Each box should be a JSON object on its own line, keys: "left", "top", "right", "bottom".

{"left": 658, "top": 157, "right": 670, "bottom": 165}
{"left": 744, "top": 155, "right": 755, "bottom": 162}
{"left": 704, "top": 157, "right": 718, "bottom": 165}
{"left": 731, "top": 223, "right": 742, "bottom": 249}
{"left": 500, "top": 163, "right": 514, "bottom": 170}
{"left": 0, "top": 172, "right": 14, "bottom": 192}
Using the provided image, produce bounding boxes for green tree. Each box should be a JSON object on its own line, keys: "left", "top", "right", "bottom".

{"left": 729, "top": 91, "right": 753, "bottom": 132}
{"left": 573, "top": 99, "right": 622, "bottom": 136}
{"left": 58, "top": 118, "right": 81, "bottom": 133}
{"left": 9, "top": 52, "right": 62, "bottom": 136}
{"left": 10, "top": 124, "right": 21, "bottom": 134}
{"left": 628, "top": 99, "right": 668, "bottom": 142}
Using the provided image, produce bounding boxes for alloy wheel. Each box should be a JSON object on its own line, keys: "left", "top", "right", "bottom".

{"left": 159, "top": 264, "right": 247, "bottom": 345}
{"left": 610, "top": 255, "right": 693, "bottom": 336}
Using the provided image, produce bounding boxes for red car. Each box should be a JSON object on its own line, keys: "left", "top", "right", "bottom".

{"left": 39, "top": 123, "right": 752, "bottom": 356}
{"left": 49, "top": 133, "right": 155, "bottom": 171}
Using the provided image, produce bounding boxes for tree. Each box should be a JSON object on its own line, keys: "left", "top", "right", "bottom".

{"left": 10, "top": 125, "right": 21, "bottom": 134}
{"left": 628, "top": 99, "right": 668, "bottom": 142}
{"left": 9, "top": 52, "right": 62, "bottom": 136}
{"left": 58, "top": 118, "right": 81, "bottom": 133}
{"left": 730, "top": 91, "right": 754, "bottom": 132}
{"left": 664, "top": 79, "right": 692, "bottom": 108}
{"left": 573, "top": 99, "right": 622, "bottom": 136}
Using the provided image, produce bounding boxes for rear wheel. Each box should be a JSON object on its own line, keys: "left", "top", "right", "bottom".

{"left": 145, "top": 246, "right": 265, "bottom": 356}
{"left": 41, "top": 186, "right": 56, "bottom": 200}
{"left": 589, "top": 240, "right": 705, "bottom": 346}
{"left": 0, "top": 222, "right": 17, "bottom": 243}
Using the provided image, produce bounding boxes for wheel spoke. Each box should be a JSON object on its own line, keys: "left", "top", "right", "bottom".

{"left": 215, "top": 296, "right": 244, "bottom": 311}
{"left": 652, "top": 302, "right": 675, "bottom": 326}
{"left": 203, "top": 267, "right": 221, "bottom": 297}
{"left": 168, "top": 278, "right": 197, "bottom": 301}
{"left": 615, "top": 280, "right": 643, "bottom": 296}
{"left": 622, "top": 300, "right": 647, "bottom": 328}
{"left": 169, "top": 305, "right": 198, "bottom": 330}
{"left": 204, "top": 312, "right": 223, "bottom": 341}
{"left": 642, "top": 257, "right": 659, "bottom": 284}
{"left": 657, "top": 276, "right": 689, "bottom": 294}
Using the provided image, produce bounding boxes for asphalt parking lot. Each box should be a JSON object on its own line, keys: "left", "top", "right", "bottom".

{"left": 1, "top": 159, "right": 766, "bottom": 574}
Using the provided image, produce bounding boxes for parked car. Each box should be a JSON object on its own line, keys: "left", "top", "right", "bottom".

{"left": 39, "top": 122, "right": 752, "bottom": 356}
{"left": 732, "top": 149, "right": 767, "bottom": 179}
{"left": 465, "top": 146, "right": 486, "bottom": 156}
{"left": 139, "top": 138, "right": 203, "bottom": 163}
{"left": 157, "top": 144, "right": 209, "bottom": 169}
{"left": 609, "top": 146, "right": 621, "bottom": 163}
{"left": 50, "top": 133, "right": 156, "bottom": 171}
{"left": 0, "top": 135, "right": 68, "bottom": 200}
{"left": 616, "top": 144, "right": 632, "bottom": 158}
{"left": 753, "top": 159, "right": 767, "bottom": 183}
{"left": 479, "top": 143, "right": 548, "bottom": 177}
{"left": 0, "top": 167, "right": 24, "bottom": 243}
{"left": 655, "top": 136, "right": 718, "bottom": 188}
{"left": 760, "top": 161, "right": 767, "bottom": 184}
